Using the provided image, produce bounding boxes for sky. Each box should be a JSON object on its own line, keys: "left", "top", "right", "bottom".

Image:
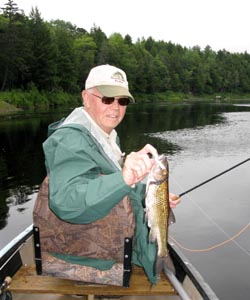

{"left": 2, "top": 0, "right": 250, "bottom": 53}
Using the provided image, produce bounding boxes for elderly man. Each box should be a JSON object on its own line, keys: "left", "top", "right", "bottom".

{"left": 33, "top": 64, "right": 179, "bottom": 288}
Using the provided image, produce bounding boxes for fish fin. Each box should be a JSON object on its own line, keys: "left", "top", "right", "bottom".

{"left": 168, "top": 208, "right": 176, "bottom": 226}
{"left": 148, "top": 229, "right": 156, "bottom": 243}
{"left": 155, "top": 254, "right": 176, "bottom": 276}
{"left": 144, "top": 207, "right": 149, "bottom": 221}
{"left": 166, "top": 254, "right": 176, "bottom": 274}
{"left": 145, "top": 178, "right": 151, "bottom": 196}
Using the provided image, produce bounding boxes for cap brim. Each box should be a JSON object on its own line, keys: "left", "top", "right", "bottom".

{"left": 96, "top": 85, "right": 135, "bottom": 103}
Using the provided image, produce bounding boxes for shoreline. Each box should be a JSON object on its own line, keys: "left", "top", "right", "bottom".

{"left": 1, "top": 96, "right": 250, "bottom": 116}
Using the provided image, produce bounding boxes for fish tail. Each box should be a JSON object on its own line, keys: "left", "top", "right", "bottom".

{"left": 155, "top": 255, "right": 175, "bottom": 276}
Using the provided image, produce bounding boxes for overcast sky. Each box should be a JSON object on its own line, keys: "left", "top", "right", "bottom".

{"left": 2, "top": 0, "right": 250, "bottom": 53}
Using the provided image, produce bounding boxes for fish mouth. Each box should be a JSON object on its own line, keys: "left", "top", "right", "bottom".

{"left": 150, "top": 154, "right": 168, "bottom": 181}
{"left": 156, "top": 155, "right": 168, "bottom": 170}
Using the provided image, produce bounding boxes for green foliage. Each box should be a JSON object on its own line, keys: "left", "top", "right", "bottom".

{"left": 73, "top": 33, "right": 97, "bottom": 88}
{"left": 1, "top": 84, "right": 47, "bottom": 108}
{"left": 0, "top": 83, "right": 80, "bottom": 109}
{"left": 1, "top": 0, "right": 250, "bottom": 108}
{"left": 44, "top": 89, "right": 81, "bottom": 106}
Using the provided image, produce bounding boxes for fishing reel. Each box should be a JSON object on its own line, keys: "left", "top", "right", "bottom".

{"left": 0, "top": 277, "right": 12, "bottom": 300}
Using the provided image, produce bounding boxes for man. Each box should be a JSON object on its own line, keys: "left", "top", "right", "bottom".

{"left": 33, "top": 64, "right": 179, "bottom": 287}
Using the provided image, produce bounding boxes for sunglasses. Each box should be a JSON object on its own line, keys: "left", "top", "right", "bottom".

{"left": 89, "top": 93, "right": 130, "bottom": 106}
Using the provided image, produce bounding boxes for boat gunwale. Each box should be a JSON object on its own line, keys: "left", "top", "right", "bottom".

{"left": 168, "top": 242, "right": 219, "bottom": 300}
{"left": 1, "top": 225, "right": 32, "bottom": 264}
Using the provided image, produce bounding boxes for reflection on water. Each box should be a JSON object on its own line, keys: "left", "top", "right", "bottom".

{"left": 148, "top": 112, "right": 250, "bottom": 160}
{"left": 0, "top": 185, "right": 36, "bottom": 230}
{"left": 0, "top": 102, "right": 250, "bottom": 300}
{"left": 0, "top": 110, "right": 68, "bottom": 234}
{"left": 6, "top": 185, "right": 39, "bottom": 207}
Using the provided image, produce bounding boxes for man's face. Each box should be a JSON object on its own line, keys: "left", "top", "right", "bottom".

{"left": 83, "top": 88, "right": 127, "bottom": 134}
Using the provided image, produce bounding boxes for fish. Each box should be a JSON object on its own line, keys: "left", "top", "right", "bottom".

{"left": 145, "top": 154, "right": 176, "bottom": 277}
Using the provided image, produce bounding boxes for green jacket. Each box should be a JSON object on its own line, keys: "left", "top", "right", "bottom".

{"left": 43, "top": 107, "right": 157, "bottom": 284}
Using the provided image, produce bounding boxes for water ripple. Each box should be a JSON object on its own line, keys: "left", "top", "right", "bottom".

{"left": 148, "top": 112, "right": 250, "bottom": 159}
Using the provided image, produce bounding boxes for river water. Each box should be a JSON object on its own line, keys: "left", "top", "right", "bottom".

{"left": 0, "top": 101, "right": 250, "bottom": 300}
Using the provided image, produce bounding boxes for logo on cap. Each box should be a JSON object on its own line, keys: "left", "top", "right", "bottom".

{"left": 111, "top": 72, "right": 125, "bottom": 84}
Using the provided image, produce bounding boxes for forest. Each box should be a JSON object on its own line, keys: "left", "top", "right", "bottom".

{"left": 1, "top": 0, "right": 250, "bottom": 108}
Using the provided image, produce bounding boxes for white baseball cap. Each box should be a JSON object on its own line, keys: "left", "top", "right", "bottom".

{"left": 85, "top": 64, "right": 135, "bottom": 103}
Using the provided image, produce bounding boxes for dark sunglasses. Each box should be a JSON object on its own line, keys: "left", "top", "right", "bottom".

{"left": 89, "top": 93, "right": 130, "bottom": 106}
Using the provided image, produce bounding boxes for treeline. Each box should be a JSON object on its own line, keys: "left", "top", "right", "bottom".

{"left": 1, "top": 0, "right": 250, "bottom": 107}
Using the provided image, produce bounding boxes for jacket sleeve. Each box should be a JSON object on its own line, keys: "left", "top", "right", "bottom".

{"left": 43, "top": 127, "right": 134, "bottom": 224}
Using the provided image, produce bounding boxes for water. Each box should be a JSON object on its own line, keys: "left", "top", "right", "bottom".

{"left": 1, "top": 102, "right": 250, "bottom": 299}
{"left": 145, "top": 106, "right": 250, "bottom": 300}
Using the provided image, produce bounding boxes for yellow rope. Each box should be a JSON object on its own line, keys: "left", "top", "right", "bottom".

{"left": 169, "top": 222, "right": 250, "bottom": 253}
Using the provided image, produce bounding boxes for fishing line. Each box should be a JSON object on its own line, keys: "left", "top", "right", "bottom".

{"left": 170, "top": 175, "right": 250, "bottom": 257}
{"left": 177, "top": 157, "right": 250, "bottom": 198}
{"left": 169, "top": 222, "right": 250, "bottom": 253}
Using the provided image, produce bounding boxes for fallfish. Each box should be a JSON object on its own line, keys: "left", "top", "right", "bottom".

{"left": 145, "top": 154, "right": 175, "bottom": 277}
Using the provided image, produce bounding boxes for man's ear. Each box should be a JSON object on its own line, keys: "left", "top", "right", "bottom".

{"left": 82, "top": 90, "right": 90, "bottom": 108}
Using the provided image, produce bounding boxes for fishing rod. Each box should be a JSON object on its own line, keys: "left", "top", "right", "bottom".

{"left": 174, "top": 157, "right": 250, "bottom": 199}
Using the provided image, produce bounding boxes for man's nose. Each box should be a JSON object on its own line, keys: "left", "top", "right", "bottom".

{"left": 110, "top": 99, "right": 120, "bottom": 108}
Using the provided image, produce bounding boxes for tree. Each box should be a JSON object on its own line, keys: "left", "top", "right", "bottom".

{"left": 0, "top": 0, "right": 18, "bottom": 20}
{"left": 49, "top": 20, "right": 80, "bottom": 93}
{"left": 28, "top": 7, "right": 56, "bottom": 91}
{"left": 107, "top": 33, "right": 138, "bottom": 92}
{"left": 2, "top": 1, "right": 250, "bottom": 100}
{"left": 124, "top": 34, "right": 133, "bottom": 46}
{"left": 73, "top": 33, "right": 97, "bottom": 89}
{"left": 132, "top": 43, "right": 151, "bottom": 93}
{"left": 0, "top": 0, "right": 30, "bottom": 90}
{"left": 90, "top": 25, "right": 108, "bottom": 64}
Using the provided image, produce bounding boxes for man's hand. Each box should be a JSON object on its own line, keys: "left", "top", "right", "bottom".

{"left": 169, "top": 193, "right": 181, "bottom": 208}
{"left": 122, "top": 144, "right": 158, "bottom": 186}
